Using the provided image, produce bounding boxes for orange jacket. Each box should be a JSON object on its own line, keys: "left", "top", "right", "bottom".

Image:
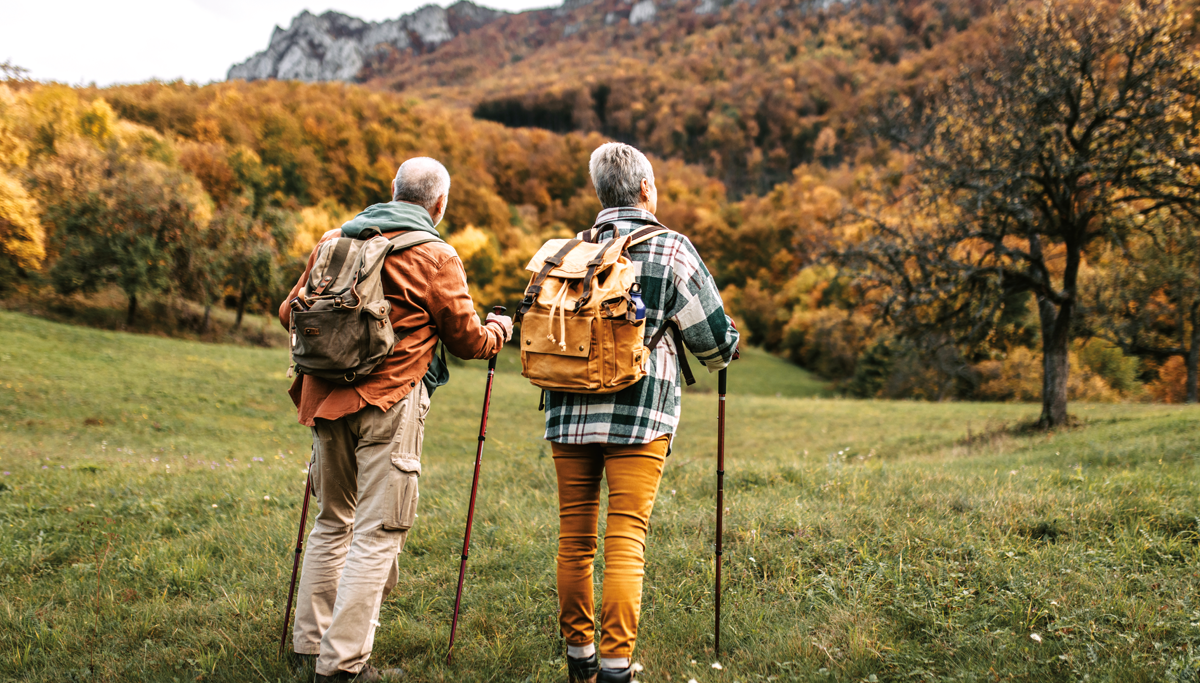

{"left": 279, "top": 230, "right": 503, "bottom": 426}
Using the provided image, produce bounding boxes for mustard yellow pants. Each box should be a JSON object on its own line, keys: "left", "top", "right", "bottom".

{"left": 551, "top": 435, "right": 669, "bottom": 659}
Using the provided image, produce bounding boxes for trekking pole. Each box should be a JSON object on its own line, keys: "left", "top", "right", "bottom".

{"left": 714, "top": 368, "right": 727, "bottom": 657}
{"left": 278, "top": 468, "right": 313, "bottom": 658}
{"left": 447, "top": 305, "right": 505, "bottom": 664}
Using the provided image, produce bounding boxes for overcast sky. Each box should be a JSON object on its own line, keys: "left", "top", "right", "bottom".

{"left": 3, "top": 0, "right": 552, "bottom": 87}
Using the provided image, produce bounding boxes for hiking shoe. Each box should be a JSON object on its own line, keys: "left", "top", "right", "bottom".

{"left": 567, "top": 653, "right": 599, "bottom": 683}
{"left": 315, "top": 663, "right": 404, "bottom": 682}
{"left": 596, "top": 666, "right": 632, "bottom": 683}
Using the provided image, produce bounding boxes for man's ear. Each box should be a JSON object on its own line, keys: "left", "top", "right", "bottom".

{"left": 429, "top": 194, "right": 448, "bottom": 224}
{"left": 641, "top": 178, "right": 652, "bottom": 201}
{"left": 391, "top": 178, "right": 398, "bottom": 201}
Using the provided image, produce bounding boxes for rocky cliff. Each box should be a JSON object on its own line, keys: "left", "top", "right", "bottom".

{"left": 227, "top": 2, "right": 506, "bottom": 82}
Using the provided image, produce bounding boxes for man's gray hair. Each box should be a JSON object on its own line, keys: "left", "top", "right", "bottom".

{"left": 589, "top": 142, "right": 655, "bottom": 209}
{"left": 392, "top": 157, "right": 451, "bottom": 209}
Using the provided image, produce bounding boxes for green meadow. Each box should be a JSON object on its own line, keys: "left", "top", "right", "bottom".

{"left": 2, "top": 310, "right": 1199, "bottom": 682}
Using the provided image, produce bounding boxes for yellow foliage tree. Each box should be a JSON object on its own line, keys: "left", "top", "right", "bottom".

{"left": 0, "top": 170, "right": 45, "bottom": 272}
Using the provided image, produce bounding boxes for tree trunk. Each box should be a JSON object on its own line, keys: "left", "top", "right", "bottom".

{"left": 1187, "top": 303, "right": 1199, "bottom": 404}
{"left": 235, "top": 292, "right": 247, "bottom": 329}
{"left": 1037, "top": 295, "right": 1071, "bottom": 428}
{"left": 126, "top": 292, "right": 139, "bottom": 327}
{"left": 201, "top": 303, "right": 212, "bottom": 334}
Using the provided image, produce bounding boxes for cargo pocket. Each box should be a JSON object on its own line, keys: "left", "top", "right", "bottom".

{"left": 308, "top": 449, "right": 322, "bottom": 504}
{"left": 381, "top": 461, "right": 419, "bottom": 532}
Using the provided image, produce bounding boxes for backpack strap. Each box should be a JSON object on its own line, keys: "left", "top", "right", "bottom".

{"left": 386, "top": 231, "right": 443, "bottom": 252}
{"left": 646, "top": 321, "right": 696, "bottom": 386}
{"left": 355, "top": 231, "right": 443, "bottom": 285}
{"left": 585, "top": 222, "right": 614, "bottom": 244}
{"left": 517, "top": 238, "right": 582, "bottom": 321}
{"left": 626, "top": 225, "right": 668, "bottom": 247}
{"left": 573, "top": 235, "right": 628, "bottom": 312}
{"left": 314, "top": 238, "right": 354, "bottom": 295}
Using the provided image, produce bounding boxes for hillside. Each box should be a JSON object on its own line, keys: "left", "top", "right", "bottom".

{"left": 231, "top": 0, "right": 995, "bottom": 196}
{"left": 3, "top": 312, "right": 1200, "bottom": 681}
{"left": 6, "top": 0, "right": 1194, "bottom": 409}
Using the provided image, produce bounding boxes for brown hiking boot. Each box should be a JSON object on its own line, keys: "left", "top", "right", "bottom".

{"left": 315, "top": 663, "right": 404, "bottom": 682}
{"left": 567, "top": 653, "right": 598, "bottom": 683}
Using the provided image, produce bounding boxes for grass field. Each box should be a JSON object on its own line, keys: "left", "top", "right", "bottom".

{"left": 2, "top": 310, "right": 1199, "bottom": 683}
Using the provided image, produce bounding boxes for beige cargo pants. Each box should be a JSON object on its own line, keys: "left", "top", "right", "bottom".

{"left": 293, "top": 384, "right": 429, "bottom": 677}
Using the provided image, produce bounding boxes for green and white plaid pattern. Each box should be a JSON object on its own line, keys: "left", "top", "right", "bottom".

{"left": 544, "top": 207, "right": 740, "bottom": 445}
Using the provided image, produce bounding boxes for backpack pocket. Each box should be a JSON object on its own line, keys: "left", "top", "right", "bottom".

{"left": 603, "top": 318, "right": 648, "bottom": 390}
{"left": 519, "top": 312, "right": 600, "bottom": 391}
{"left": 292, "top": 301, "right": 394, "bottom": 383}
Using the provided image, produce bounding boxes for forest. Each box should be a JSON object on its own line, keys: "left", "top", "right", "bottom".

{"left": 2, "top": 0, "right": 1200, "bottom": 424}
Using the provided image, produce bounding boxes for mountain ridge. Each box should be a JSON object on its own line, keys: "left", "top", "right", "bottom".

{"left": 227, "top": 1, "right": 508, "bottom": 82}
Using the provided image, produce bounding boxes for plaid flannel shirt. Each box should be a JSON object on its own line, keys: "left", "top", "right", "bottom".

{"left": 544, "top": 206, "right": 740, "bottom": 445}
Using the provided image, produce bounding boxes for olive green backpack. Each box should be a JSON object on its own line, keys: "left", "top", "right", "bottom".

{"left": 288, "top": 230, "right": 450, "bottom": 393}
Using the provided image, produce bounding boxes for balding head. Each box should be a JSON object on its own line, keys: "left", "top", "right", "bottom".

{"left": 392, "top": 157, "right": 451, "bottom": 225}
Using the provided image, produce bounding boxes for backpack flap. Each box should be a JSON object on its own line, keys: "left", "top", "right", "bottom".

{"left": 524, "top": 235, "right": 629, "bottom": 278}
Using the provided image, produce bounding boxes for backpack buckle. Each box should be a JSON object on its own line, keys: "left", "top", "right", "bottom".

{"left": 516, "top": 290, "right": 539, "bottom": 322}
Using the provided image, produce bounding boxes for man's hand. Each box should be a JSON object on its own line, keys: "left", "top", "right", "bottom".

{"left": 485, "top": 312, "right": 513, "bottom": 341}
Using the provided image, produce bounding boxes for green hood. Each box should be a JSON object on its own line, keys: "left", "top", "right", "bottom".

{"left": 340, "top": 202, "right": 441, "bottom": 238}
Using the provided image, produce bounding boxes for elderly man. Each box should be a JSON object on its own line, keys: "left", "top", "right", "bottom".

{"left": 279, "top": 157, "right": 513, "bottom": 682}
{"left": 548, "top": 143, "right": 739, "bottom": 683}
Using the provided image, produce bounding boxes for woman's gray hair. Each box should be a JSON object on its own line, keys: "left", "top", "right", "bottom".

{"left": 392, "top": 157, "right": 451, "bottom": 209}
{"left": 589, "top": 142, "right": 654, "bottom": 209}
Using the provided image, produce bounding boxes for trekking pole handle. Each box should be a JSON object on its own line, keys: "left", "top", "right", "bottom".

{"left": 719, "top": 368, "right": 727, "bottom": 394}
{"left": 488, "top": 306, "right": 506, "bottom": 371}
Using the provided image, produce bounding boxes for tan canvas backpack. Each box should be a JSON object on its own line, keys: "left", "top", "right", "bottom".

{"left": 515, "top": 222, "right": 694, "bottom": 394}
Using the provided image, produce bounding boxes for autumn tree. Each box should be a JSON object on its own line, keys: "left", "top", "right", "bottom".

{"left": 843, "top": 0, "right": 1200, "bottom": 426}
{"left": 1087, "top": 210, "right": 1200, "bottom": 402}
{"left": 219, "top": 202, "right": 294, "bottom": 328}
{"left": 0, "top": 85, "right": 45, "bottom": 285}
{"left": 47, "top": 151, "right": 212, "bottom": 326}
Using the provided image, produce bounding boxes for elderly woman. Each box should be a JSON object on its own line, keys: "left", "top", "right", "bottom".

{"left": 545, "top": 143, "right": 739, "bottom": 683}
